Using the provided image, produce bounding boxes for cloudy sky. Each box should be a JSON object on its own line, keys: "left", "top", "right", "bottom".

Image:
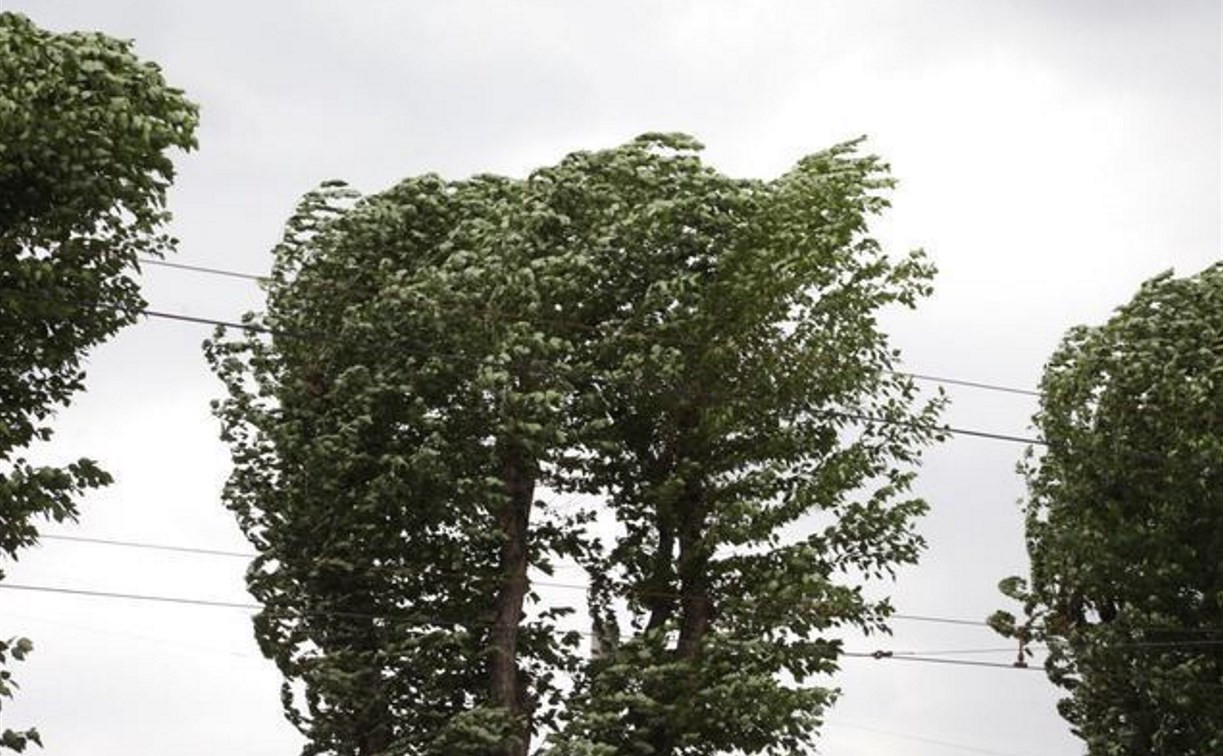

{"left": 3, "top": 1, "right": 1219, "bottom": 754}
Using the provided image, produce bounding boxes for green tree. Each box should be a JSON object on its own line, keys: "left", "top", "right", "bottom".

{"left": 991, "top": 263, "right": 1223, "bottom": 755}
{"left": 535, "top": 135, "right": 942, "bottom": 755}
{"left": 207, "top": 175, "right": 589, "bottom": 755}
{"left": 208, "top": 134, "right": 941, "bottom": 755}
{"left": 0, "top": 12, "right": 198, "bottom": 751}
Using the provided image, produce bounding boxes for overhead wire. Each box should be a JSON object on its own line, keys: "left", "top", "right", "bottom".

{"left": 8, "top": 261, "right": 1111, "bottom": 713}
{"left": 131, "top": 307, "right": 1046, "bottom": 446}
{"left": 0, "top": 582, "right": 1028, "bottom": 672}
{"left": 33, "top": 532, "right": 997, "bottom": 628}
{"left": 0, "top": 611, "right": 1055, "bottom": 756}
{"left": 842, "top": 651, "right": 1042, "bottom": 672}
{"left": 825, "top": 720, "right": 1038, "bottom": 756}
{"left": 142, "top": 307, "right": 274, "bottom": 333}
{"left": 136, "top": 255, "right": 1042, "bottom": 399}
{"left": 27, "top": 534, "right": 1223, "bottom": 662}
{"left": 40, "top": 533, "right": 251, "bottom": 558}
{"left": 49, "top": 532, "right": 1214, "bottom": 641}
{"left": 8, "top": 583, "right": 1223, "bottom": 697}
{"left": 138, "top": 257, "right": 267, "bottom": 282}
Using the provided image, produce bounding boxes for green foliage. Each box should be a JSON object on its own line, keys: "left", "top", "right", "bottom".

{"left": 0, "top": 637, "right": 39, "bottom": 753}
{"left": 207, "top": 176, "right": 586, "bottom": 755}
{"left": 208, "top": 134, "right": 940, "bottom": 755}
{"left": 0, "top": 11, "right": 198, "bottom": 750}
{"left": 537, "top": 135, "right": 942, "bottom": 754}
{"left": 995, "top": 263, "right": 1223, "bottom": 754}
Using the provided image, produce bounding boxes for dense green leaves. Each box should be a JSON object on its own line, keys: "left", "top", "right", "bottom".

{"left": 208, "top": 176, "right": 586, "bottom": 755}
{"left": 209, "top": 134, "right": 941, "bottom": 755}
{"left": 0, "top": 12, "right": 198, "bottom": 750}
{"left": 993, "top": 263, "right": 1223, "bottom": 754}
{"left": 538, "top": 134, "right": 942, "bottom": 755}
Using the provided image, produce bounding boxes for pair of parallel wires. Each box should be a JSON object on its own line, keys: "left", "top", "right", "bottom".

{"left": 4, "top": 255, "right": 1075, "bottom": 756}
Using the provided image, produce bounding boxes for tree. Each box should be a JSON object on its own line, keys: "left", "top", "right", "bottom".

{"left": 533, "top": 135, "right": 942, "bottom": 755}
{"left": 991, "top": 263, "right": 1223, "bottom": 755}
{"left": 208, "top": 175, "right": 589, "bottom": 755}
{"left": 208, "top": 134, "right": 941, "bottom": 755}
{"left": 0, "top": 12, "right": 198, "bottom": 751}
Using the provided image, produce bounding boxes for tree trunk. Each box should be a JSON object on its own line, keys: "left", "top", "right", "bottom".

{"left": 676, "top": 486, "right": 711, "bottom": 661}
{"left": 645, "top": 522, "right": 677, "bottom": 632}
{"left": 490, "top": 441, "right": 534, "bottom": 756}
{"left": 644, "top": 468, "right": 710, "bottom": 756}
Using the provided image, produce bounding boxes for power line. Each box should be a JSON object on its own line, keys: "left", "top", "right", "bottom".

{"left": 2, "top": 582, "right": 992, "bottom": 642}
{"left": 138, "top": 257, "right": 267, "bottom": 282}
{"left": 7, "top": 584, "right": 1001, "bottom": 665}
{"left": 0, "top": 582, "right": 582, "bottom": 633}
{"left": 136, "top": 256, "right": 1040, "bottom": 399}
{"left": 0, "top": 582, "right": 1020, "bottom": 672}
{"left": 889, "top": 646, "right": 1019, "bottom": 657}
{"left": 882, "top": 613, "right": 990, "bottom": 628}
{"left": 37, "top": 532, "right": 589, "bottom": 572}
{"left": 27, "top": 540, "right": 1223, "bottom": 648}
{"left": 826, "top": 720, "right": 1037, "bottom": 756}
{"left": 826, "top": 410, "right": 1043, "bottom": 446}
{"left": 7, "top": 582, "right": 1221, "bottom": 681}
{"left": 1, "top": 582, "right": 265, "bottom": 612}
{"left": 142, "top": 308, "right": 274, "bottom": 333}
{"left": 843, "top": 651, "right": 1042, "bottom": 672}
{"left": 0, "top": 610, "right": 1065, "bottom": 752}
{"left": 40, "top": 533, "right": 251, "bottom": 558}
{"left": 897, "top": 371, "right": 1038, "bottom": 398}
{"left": 133, "top": 307, "right": 1045, "bottom": 445}
{"left": 33, "top": 532, "right": 996, "bottom": 628}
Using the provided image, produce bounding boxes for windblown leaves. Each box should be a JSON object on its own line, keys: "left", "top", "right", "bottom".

{"left": 0, "top": 11, "right": 198, "bottom": 752}
{"left": 208, "top": 133, "right": 941, "bottom": 755}
{"left": 994, "top": 263, "right": 1223, "bottom": 755}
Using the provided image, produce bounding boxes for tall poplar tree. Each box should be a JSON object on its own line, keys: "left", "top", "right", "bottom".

{"left": 0, "top": 13, "right": 197, "bottom": 751}
{"left": 991, "top": 263, "right": 1223, "bottom": 755}
{"left": 536, "top": 135, "right": 942, "bottom": 754}
{"left": 208, "top": 175, "right": 589, "bottom": 755}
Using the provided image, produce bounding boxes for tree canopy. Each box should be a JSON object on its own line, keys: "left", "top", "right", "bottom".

{"left": 0, "top": 11, "right": 198, "bottom": 751}
{"left": 208, "top": 133, "right": 942, "bottom": 755}
{"left": 991, "top": 263, "right": 1223, "bottom": 755}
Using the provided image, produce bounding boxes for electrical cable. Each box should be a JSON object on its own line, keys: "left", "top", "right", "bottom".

{"left": 894, "top": 372, "right": 1038, "bottom": 398}
{"left": 40, "top": 533, "right": 251, "bottom": 558}
{"left": 0, "top": 582, "right": 1017, "bottom": 671}
{"left": 43, "top": 533, "right": 1223, "bottom": 648}
{"left": 35, "top": 533, "right": 996, "bottom": 627}
{"left": 825, "top": 720, "right": 1037, "bottom": 756}
{"left": 132, "top": 307, "right": 1046, "bottom": 445}
{"left": 136, "top": 255, "right": 1041, "bottom": 398}
{"left": 842, "top": 650, "right": 1043, "bottom": 672}
{"left": 8, "top": 582, "right": 1223, "bottom": 699}
{"left": 138, "top": 257, "right": 267, "bottom": 282}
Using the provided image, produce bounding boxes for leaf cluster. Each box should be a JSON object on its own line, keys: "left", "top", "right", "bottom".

{"left": 993, "top": 263, "right": 1223, "bottom": 754}
{"left": 0, "top": 12, "right": 198, "bottom": 751}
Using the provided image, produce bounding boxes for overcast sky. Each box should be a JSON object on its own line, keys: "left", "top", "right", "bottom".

{"left": 2, "top": 2, "right": 1219, "bottom": 755}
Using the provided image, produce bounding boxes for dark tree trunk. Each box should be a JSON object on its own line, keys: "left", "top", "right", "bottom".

{"left": 642, "top": 432, "right": 711, "bottom": 756}
{"left": 676, "top": 484, "right": 711, "bottom": 661}
{"left": 645, "top": 522, "right": 677, "bottom": 632}
{"left": 490, "top": 441, "right": 534, "bottom": 756}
